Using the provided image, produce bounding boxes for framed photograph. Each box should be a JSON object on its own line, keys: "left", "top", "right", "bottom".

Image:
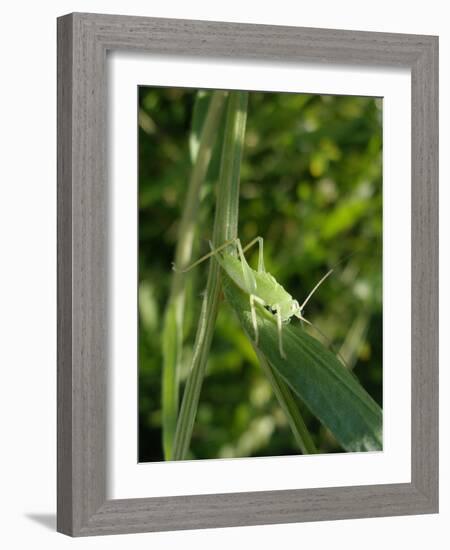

{"left": 57, "top": 12, "right": 438, "bottom": 536}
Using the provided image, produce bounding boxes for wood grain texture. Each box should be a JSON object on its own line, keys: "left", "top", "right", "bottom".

{"left": 57, "top": 12, "right": 439, "bottom": 536}
{"left": 57, "top": 14, "right": 73, "bottom": 535}
{"left": 410, "top": 36, "right": 439, "bottom": 506}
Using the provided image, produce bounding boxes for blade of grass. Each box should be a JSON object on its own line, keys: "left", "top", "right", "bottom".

{"left": 338, "top": 310, "right": 370, "bottom": 369}
{"left": 172, "top": 91, "right": 249, "bottom": 460}
{"left": 253, "top": 347, "right": 318, "bottom": 454}
{"left": 161, "top": 91, "right": 228, "bottom": 460}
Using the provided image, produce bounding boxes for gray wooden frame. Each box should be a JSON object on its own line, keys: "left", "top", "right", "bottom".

{"left": 57, "top": 12, "right": 438, "bottom": 537}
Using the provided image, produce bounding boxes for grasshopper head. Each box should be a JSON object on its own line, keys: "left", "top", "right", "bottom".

{"left": 292, "top": 299, "right": 308, "bottom": 322}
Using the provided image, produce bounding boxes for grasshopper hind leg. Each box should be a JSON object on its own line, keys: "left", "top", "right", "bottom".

{"left": 274, "top": 306, "right": 286, "bottom": 359}
{"left": 242, "top": 236, "right": 265, "bottom": 272}
{"left": 249, "top": 296, "right": 286, "bottom": 359}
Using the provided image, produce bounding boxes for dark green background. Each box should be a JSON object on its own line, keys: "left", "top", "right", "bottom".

{"left": 138, "top": 88, "right": 382, "bottom": 462}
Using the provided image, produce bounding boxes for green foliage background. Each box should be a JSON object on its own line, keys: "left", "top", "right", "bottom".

{"left": 138, "top": 87, "right": 382, "bottom": 462}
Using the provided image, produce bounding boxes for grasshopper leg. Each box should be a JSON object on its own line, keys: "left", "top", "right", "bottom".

{"left": 250, "top": 294, "right": 266, "bottom": 345}
{"left": 175, "top": 238, "right": 238, "bottom": 272}
{"left": 242, "top": 236, "right": 265, "bottom": 272}
{"left": 274, "top": 305, "right": 286, "bottom": 359}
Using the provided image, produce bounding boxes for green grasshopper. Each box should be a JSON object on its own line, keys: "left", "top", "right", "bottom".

{"left": 176, "top": 237, "right": 333, "bottom": 359}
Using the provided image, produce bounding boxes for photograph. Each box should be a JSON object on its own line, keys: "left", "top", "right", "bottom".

{"left": 138, "top": 87, "right": 383, "bottom": 463}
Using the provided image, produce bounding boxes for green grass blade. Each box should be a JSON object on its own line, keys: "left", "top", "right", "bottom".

{"left": 172, "top": 92, "right": 249, "bottom": 461}
{"left": 253, "top": 347, "right": 318, "bottom": 454}
{"left": 161, "top": 91, "right": 228, "bottom": 460}
{"left": 222, "top": 273, "right": 382, "bottom": 452}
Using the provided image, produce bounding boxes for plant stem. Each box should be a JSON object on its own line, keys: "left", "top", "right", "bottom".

{"left": 171, "top": 91, "right": 249, "bottom": 460}
{"left": 161, "top": 91, "right": 228, "bottom": 460}
{"left": 254, "top": 348, "right": 318, "bottom": 454}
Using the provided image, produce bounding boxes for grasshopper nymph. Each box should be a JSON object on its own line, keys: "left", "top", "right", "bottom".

{"left": 176, "top": 237, "right": 333, "bottom": 359}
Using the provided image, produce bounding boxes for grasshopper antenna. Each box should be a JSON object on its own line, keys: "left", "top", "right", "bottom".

{"left": 300, "top": 315, "right": 349, "bottom": 369}
{"left": 299, "top": 252, "right": 358, "bottom": 312}
{"left": 299, "top": 269, "right": 334, "bottom": 312}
